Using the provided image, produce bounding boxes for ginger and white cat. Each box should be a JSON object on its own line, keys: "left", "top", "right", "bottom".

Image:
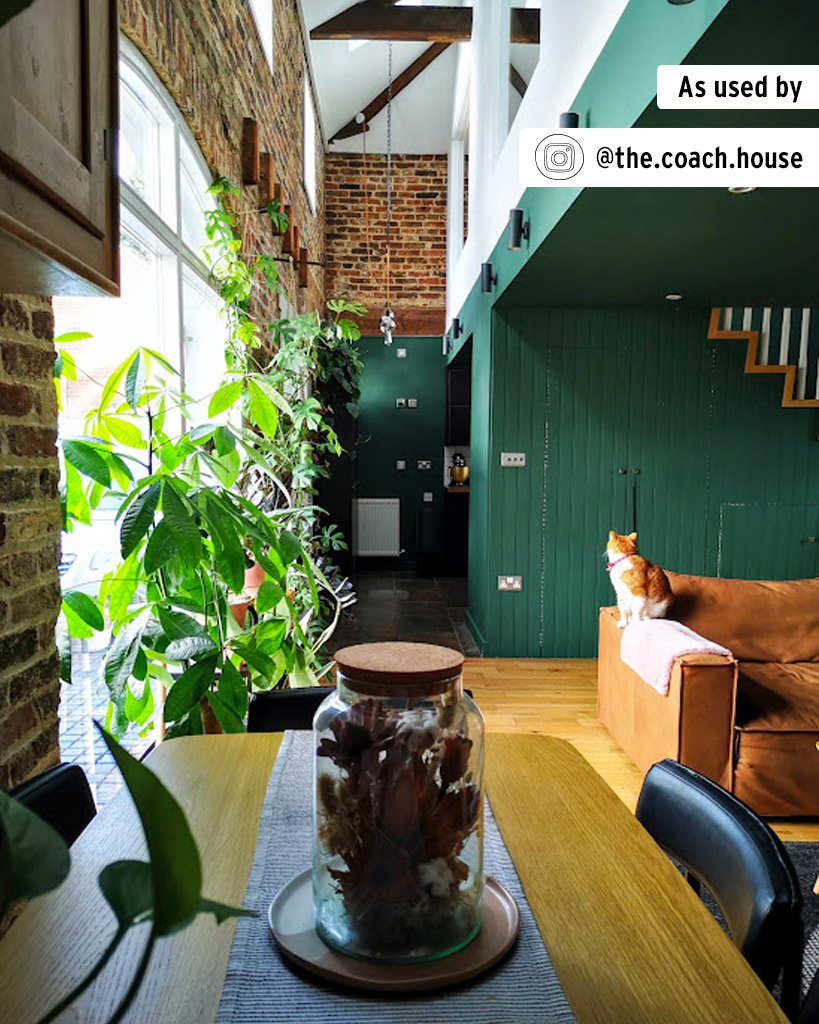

{"left": 606, "top": 531, "right": 673, "bottom": 628}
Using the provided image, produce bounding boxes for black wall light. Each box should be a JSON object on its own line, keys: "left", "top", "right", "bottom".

{"left": 559, "top": 112, "right": 580, "bottom": 128}
{"left": 452, "top": 317, "right": 463, "bottom": 339}
{"left": 481, "top": 262, "right": 497, "bottom": 294}
{"left": 508, "top": 208, "right": 530, "bottom": 251}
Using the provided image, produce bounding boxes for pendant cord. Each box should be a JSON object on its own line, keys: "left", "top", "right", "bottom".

{"left": 385, "top": 39, "right": 392, "bottom": 308}
{"left": 361, "top": 116, "right": 371, "bottom": 264}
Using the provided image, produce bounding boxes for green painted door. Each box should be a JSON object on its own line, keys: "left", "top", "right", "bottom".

{"left": 543, "top": 343, "right": 630, "bottom": 656}
{"left": 718, "top": 504, "right": 819, "bottom": 579}
{"left": 542, "top": 315, "right": 712, "bottom": 656}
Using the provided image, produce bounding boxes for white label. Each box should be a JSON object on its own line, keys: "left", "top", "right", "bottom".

{"left": 519, "top": 127, "right": 819, "bottom": 187}
{"left": 657, "top": 65, "right": 819, "bottom": 110}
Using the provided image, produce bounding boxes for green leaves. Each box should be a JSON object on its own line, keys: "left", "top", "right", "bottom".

{"left": 164, "top": 656, "right": 219, "bottom": 724}
{"left": 161, "top": 483, "right": 202, "bottom": 564}
{"left": 63, "top": 440, "right": 111, "bottom": 488}
{"left": 62, "top": 592, "right": 104, "bottom": 637}
{"left": 208, "top": 380, "right": 242, "bottom": 418}
{"left": 246, "top": 379, "right": 279, "bottom": 437}
{"left": 0, "top": 790, "right": 70, "bottom": 915}
{"left": 121, "top": 481, "right": 161, "bottom": 558}
{"left": 97, "top": 723, "right": 201, "bottom": 936}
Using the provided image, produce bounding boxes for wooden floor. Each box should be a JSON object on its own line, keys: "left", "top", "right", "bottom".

{"left": 465, "top": 658, "right": 819, "bottom": 843}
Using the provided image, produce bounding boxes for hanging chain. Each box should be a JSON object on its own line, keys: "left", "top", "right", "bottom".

{"left": 361, "top": 116, "right": 371, "bottom": 263}
{"left": 385, "top": 39, "right": 393, "bottom": 308}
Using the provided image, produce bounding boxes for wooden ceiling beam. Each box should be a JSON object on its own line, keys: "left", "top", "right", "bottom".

{"left": 311, "top": 6, "right": 539, "bottom": 45}
{"left": 330, "top": 42, "right": 450, "bottom": 142}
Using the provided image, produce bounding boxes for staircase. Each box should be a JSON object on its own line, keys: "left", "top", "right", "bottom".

{"left": 708, "top": 307, "right": 819, "bottom": 408}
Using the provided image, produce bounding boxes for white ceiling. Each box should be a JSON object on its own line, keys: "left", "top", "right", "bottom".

{"left": 299, "top": 0, "right": 543, "bottom": 155}
{"left": 299, "top": 0, "right": 466, "bottom": 154}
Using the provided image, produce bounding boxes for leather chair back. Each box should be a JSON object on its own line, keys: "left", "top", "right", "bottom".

{"left": 247, "top": 686, "right": 335, "bottom": 732}
{"left": 9, "top": 763, "right": 96, "bottom": 847}
{"left": 637, "top": 759, "right": 803, "bottom": 1018}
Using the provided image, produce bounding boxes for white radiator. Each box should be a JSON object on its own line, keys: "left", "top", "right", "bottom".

{"left": 353, "top": 498, "right": 401, "bottom": 556}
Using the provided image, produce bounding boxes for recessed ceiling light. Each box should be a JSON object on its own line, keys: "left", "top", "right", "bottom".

{"left": 665, "top": 293, "right": 683, "bottom": 301}
{"left": 728, "top": 186, "right": 757, "bottom": 194}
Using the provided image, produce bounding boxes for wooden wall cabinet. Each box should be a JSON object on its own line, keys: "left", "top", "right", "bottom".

{"left": 0, "top": 0, "right": 119, "bottom": 296}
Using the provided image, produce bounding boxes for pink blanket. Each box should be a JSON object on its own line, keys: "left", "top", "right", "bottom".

{"left": 620, "top": 619, "right": 733, "bottom": 696}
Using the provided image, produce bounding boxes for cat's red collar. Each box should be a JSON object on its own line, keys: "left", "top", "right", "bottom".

{"left": 606, "top": 554, "right": 631, "bottom": 572}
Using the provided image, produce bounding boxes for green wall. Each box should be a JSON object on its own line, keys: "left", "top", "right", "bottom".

{"left": 470, "top": 307, "right": 819, "bottom": 658}
{"left": 355, "top": 335, "right": 446, "bottom": 563}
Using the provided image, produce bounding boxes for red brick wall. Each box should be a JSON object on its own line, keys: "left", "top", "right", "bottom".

{"left": 120, "top": 0, "right": 325, "bottom": 314}
{"left": 0, "top": 0, "right": 324, "bottom": 788}
{"left": 325, "top": 153, "right": 447, "bottom": 335}
{"left": 0, "top": 296, "right": 62, "bottom": 789}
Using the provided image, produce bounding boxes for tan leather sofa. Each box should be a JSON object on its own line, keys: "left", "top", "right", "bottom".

{"left": 598, "top": 572, "right": 819, "bottom": 817}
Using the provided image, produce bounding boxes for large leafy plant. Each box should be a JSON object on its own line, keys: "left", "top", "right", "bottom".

{"left": 57, "top": 339, "right": 344, "bottom": 739}
{"left": 0, "top": 725, "right": 253, "bottom": 1024}
{"left": 57, "top": 178, "right": 363, "bottom": 738}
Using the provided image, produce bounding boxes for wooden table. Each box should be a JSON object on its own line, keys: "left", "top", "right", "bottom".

{"left": 0, "top": 733, "right": 788, "bottom": 1023}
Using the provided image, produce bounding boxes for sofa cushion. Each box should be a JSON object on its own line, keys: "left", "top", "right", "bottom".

{"left": 736, "top": 662, "right": 819, "bottom": 731}
{"left": 665, "top": 572, "right": 819, "bottom": 663}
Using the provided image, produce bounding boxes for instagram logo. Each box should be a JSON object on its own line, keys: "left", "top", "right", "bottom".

{"left": 544, "top": 143, "right": 575, "bottom": 172}
{"left": 535, "top": 134, "right": 584, "bottom": 180}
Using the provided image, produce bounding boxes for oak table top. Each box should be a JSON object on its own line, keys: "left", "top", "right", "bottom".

{"left": 0, "top": 732, "right": 788, "bottom": 1023}
{"left": 486, "top": 733, "right": 788, "bottom": 1024}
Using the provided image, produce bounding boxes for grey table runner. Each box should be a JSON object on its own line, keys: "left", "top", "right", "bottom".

{"left": 215, "top": 731, "right": 577, "bottom": 1023}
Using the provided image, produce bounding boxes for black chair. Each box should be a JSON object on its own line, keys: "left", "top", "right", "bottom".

{"left": 9, "top": 763, "right": 96, "bottom": 847}
{"left": 247, "top": 684, "right": 475, "bottom": 733}
{"left": 636, "top": 759, "right": 803, "bottom": 1020}
{"left": 247, "top": 686, "right": 335, "bottom": 732}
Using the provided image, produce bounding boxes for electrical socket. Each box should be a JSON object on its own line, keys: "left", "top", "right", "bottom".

{"left": 497, "top": 575, "right": 523, "bottom": 591}
{"left": 500, "top": 452, "right": 526, "bottom": 468}
{"left": 417, "top": 459, "right": 432, "bottom": 470}
{"left": 423, "top": 492, "right": 433, "bottom": 502}
{"left": 395, "top": 398, "right": 406, "bottom": 408}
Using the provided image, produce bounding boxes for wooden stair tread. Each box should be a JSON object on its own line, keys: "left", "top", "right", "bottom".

{"left": 708, "top": 307, "right": 819, "bottom": 408}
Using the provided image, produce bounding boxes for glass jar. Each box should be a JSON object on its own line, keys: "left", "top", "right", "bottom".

{"left": 312, "top": 642, "right": 485, "bottom": 963}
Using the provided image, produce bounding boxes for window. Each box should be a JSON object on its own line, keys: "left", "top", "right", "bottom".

{"left": 303, "top": 73, "right": 317, "bottom": 212}
{"left": 56, "top": 37, "right": 221, "bottom": 434}
{"left": 54, "top": 38, "right": 224, "bottom": 799}
{"left": 248, "top": 0, "right": 273, "bottom": 70}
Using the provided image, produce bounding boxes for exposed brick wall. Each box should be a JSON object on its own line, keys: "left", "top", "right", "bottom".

{"left": 0, "top": 296, "right": 61, "bottom": 790}
{"left": 120, "top": 0, "right": 325, "bottom": 314}
{"left": 325, "top": 153, "right": 447, "bottom": 335}
{"left": 0, "top": 1, "right": 325, "bottom": 788}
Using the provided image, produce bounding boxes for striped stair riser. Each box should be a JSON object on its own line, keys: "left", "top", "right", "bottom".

{"left": 708, "top": 306, "right": 819, "bottom": 407}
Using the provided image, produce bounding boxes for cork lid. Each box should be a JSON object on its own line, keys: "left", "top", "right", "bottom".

{"left": 334, "top": 642, "right": 464, "bottom": 696}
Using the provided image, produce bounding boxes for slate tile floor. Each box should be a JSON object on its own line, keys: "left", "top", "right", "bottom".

{"left": 325, "top": 571, "right": 480, "bottom": 657}
{"left": 58, "top": 572, "right": 479, "bottom": 810}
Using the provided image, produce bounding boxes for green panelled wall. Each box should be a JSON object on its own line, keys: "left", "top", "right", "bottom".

{"left": 472, "top": 308, "right": 819, "bottom": 658}
{"left": 355, "top": 335, "right": 446, "bottom": 563}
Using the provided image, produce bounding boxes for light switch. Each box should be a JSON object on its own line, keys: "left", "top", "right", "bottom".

{"left": 396, "top": 459, "right": 406, "bottom": 470}
{"left": 397, "top": 348, "right": 407, "bottom": 358}
{"left": 423, "top": 492, "right": 434, "bottom": 502}
{"left": 408, "top": 398, "right": 418, "bottom": 408}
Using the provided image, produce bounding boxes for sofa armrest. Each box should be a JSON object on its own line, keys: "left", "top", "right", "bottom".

{"left": 597, "top": 607, "right": 738, "bottom": 789}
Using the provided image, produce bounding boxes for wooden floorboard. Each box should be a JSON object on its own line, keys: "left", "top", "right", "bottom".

{"left": 464, "top": 658, "right": 819, "bottom": 843}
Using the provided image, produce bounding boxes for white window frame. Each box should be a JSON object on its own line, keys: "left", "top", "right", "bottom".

{"left": 303, "top": 72, "right": 317, "bottom": 213}
{"left": 248, "top": 0, "right": 274, "bottom": 71}
{"left": 118, "top": 37, "right": 219, "bottom": 389}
